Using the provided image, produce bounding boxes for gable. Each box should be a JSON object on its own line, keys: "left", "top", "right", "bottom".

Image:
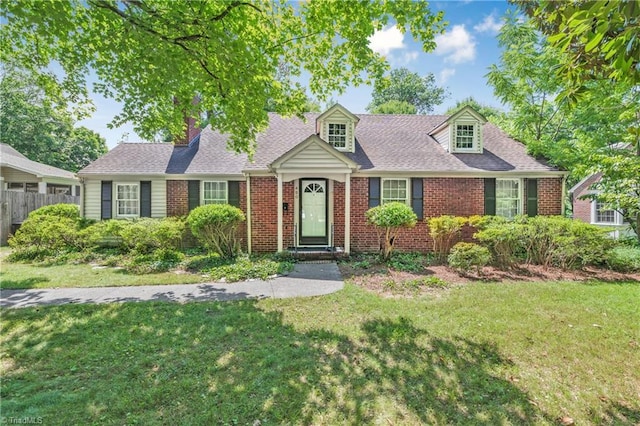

{"left": 269, "top": 134, "right": 358, "bottom": 172}
{"left": 316, "top": 104, "right": 359, "bottom": 153}
{"left": 429, "top": 106, "right": 487, "bottom": 154}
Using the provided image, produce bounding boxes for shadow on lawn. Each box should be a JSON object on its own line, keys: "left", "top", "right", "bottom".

{"left": 3, "top": 301, "right": 636, "bottom": 424}
{"left": 0, "top": 273, "right": 50, "bottom": 289}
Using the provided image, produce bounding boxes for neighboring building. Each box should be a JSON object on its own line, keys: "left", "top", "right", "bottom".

{"left": 78, "top": 105, "right": 566, "bottom": 254}
{"left": 0, "top": 143, "right": 80, "bottom": 195}
{"left": 570, "top": 173, "right": 632, "bottom": 238}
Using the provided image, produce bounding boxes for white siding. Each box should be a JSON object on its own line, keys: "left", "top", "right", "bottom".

{"left": 151, "top": 179, "right": 166, "bottom": 218}
{"left": 84, "top": 179, "right": 102, "bottom": 220}
{"left": 432, "top": 126, "right": 450, "bottom": 151}
{"left": 1, "top": 167, "right": 38, "bottom": 183}
{"left": 319, "top": 109, "right": 356, "bottom": 153}
{"left": 280, "top": 144, "right": 348, "bottom": 170}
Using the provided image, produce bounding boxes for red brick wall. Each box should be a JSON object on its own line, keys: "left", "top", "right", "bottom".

{"left": 538, "top": 177, "right": 564, "bottom": 216}
{"left": 571, "top": 175, "right": 600, "bottom": 223}
{"left": 166, "top": 179, "right": 248, "bottom": 250}
{"left": 250, "top": 177, "right": 294, "bottom": 253}
{"left": 167, "top": 180, "right": 188, "bottom": 216}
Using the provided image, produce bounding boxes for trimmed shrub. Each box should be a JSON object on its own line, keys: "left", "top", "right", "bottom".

{"left": 119, "top": 217, "right": 186, "bottom": 254}
{"left": 187, "top": 204, "right": 245, "bottom": 258}
{"left": 606, "top": 246, "right": 640, "bottom": 272}
{"left": 428, "top": 215, "right": 468, "bottom": 264}
{"left": 365, "top": 202, "right": 417, "bottom": 261}
{"left": 474, "top": 221, "right": 526, "bottom": 268}
{"left": 448, "top": 242, "right": 492, "bottom": 274}
{"left": 8, "top": 204, "right": 85, "bottom": 260}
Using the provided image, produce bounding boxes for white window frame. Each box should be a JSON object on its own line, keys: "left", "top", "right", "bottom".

{"left": 591, "top": 200, "right": 623, "bottom": 225}
{"left": 327, "top": 123, "right": 347, "bottom": 149}
{"left": 115, "top": 183, "right": 139, "bottom": 218}
{"left": 202, "top": 181, "right": 228, "bottom": 205}
{"left": 381, "top": 178, "right": 410, "bottom": 205}
{"left": 451, "top": 121, "right": 480, "bottom": 153}
{"left": 496, "top": 178, "right": 522, "bottom": 219}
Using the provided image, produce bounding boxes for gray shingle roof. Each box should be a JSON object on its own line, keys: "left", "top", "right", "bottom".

{"left": 0, "top": 143, "right": 78, "bottom": 180}
{"left": 79, "top": 112, "right": 560, "bottom": 176}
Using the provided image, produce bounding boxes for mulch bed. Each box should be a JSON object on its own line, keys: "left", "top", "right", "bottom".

{"left": 338, "top": 262, "right": 640, "bottom": 297}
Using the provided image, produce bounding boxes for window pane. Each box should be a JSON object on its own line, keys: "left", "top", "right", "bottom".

{"left": 115, "top": 184, "right": 139, "bottom": 216}
{"left": 596, "top": 202, "right": 616, "bottom": 223}
{"left": 203, "top": 181, "right": 227, "bottom": 204}
{"left": 456, "top": 124, "right": 475, "bottom": 149}
{"left": 382, "top": 179, "right": 408, "bottom": 204}
{"left": 495, "top": 179, "right": 520, "bottom": 219}
{"left": 328, "top": 123, "right": 346, "bottom": 148}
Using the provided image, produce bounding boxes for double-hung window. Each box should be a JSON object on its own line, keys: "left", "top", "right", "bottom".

{"left": 455, "top": 124, "right": 475, "bottom": 150}
{"left": 381, "top": 178, "right": 409, "bottom": 204}
{"left": 593, "top": 201, "right": 619, "bottom": 224}
{"left": 203, "top": 181, "right": 228, "bottom": 204}
{"left": 115, "top": 184, "right": 139, "bottom": 217}
{"left": 327, "top": 123, "right": 347, "bottom": 149}
{"left": 496, "top": 179, "right": 521, "bottom": 219}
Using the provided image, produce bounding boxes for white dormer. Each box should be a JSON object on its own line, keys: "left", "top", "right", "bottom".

{"left": 429, "top": 105, "right": 487, "bottom": 153}
{"left": 316, "top": 103, "right": 360, "bottom": 153}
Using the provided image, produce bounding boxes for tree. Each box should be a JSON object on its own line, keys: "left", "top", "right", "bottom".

{"left": 365, "top": 202, "right": 417, "bottom": 261}
{"left": 367, "top": 67, "right": 446, "bottom": 114}
{"left": 368, "top": 100, "right": 417, "bottom": 114}
{"left": 1, "top": 1, "right": 446, "bottom": 155}
{"left": 0, "top": 67, "right": 107, "bottom": 172}
{"left": 516, "top": 0, "right": 640, "bottom": 99}
{"left": 444, "top": 97, "right": 505, "bottom": 123}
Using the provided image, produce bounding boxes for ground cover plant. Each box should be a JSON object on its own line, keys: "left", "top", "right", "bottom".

{"left": 1, "top": 281, "right": 638, "bottom": 425}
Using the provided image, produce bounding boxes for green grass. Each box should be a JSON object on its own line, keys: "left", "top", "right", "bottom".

{"left": 2, "top": 281, "right": 639, "bottom": 425}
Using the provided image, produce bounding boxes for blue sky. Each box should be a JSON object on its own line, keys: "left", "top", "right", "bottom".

{"left": 79, "top": 0, "right": 514, "bottom": 149}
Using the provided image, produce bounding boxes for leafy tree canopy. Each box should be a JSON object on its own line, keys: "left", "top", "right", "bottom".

{"left": 0, "top": 67, "right": 107, "bottom": 172}
{"left": 368, "top": 100, "right": 417, "bottom": 114}
{"left": 1, "top": 0, "right": 446, "bottom": 155}
{"left": 367, "top": 67, "right": 447, "bottom": 114}
{"left": 444, "top": 97, "right": 505, "bottom": 123}
{"left": 515, "top": 0, "right": 640, "bottom": 101}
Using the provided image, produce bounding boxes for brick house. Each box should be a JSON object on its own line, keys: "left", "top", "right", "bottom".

{"left": 78, "top": 104, "right": 566, "bottom": 254}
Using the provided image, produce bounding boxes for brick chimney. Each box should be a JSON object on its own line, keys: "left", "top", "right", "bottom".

{"left": 174, "top": 96, "right": 201, "bottom": 146}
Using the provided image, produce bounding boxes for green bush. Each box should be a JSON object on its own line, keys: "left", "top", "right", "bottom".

{"left": 474, "top": 216, "right": 613, "bottom": 269}
{"left": 448, "top": 242, "right": 492, "bottom": 274}
{"left": 427, "top": 215, "right": 468, "bottom": 263}
{"left": 205, "top": 255, "right": 292, "bottom": 282}
{"left": 27, "top": 203, "right": 79, "bottom": 220}
{"left": 365, "top": 202, "right": 417, "bottom": 260}
{"left": 119, "top": 217, "right": 186, "bottom": 254}
{"left": 386, "top": 252, "right": 430, "bottom": 272}
{"left": 8, "top": 204, "right": 85, "bottom": 260}
{"left": 187, "top": 204, "right": 245, "bottom": 258}
{"left": 606, "top": 246, "right": 640, "bottom": 272}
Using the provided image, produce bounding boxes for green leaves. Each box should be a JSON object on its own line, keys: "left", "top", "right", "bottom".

{"left": 1, "top": 0, "right": 445, "bottom": 155}
{"left": 367, "top": 67, "right": 446, "bottom": 114}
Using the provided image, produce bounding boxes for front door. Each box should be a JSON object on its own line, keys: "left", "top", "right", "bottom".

{"left": 300, "top": 179, "right": 328, "bottom": 245}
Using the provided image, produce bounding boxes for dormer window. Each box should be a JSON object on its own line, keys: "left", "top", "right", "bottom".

{"left": 328, "top": 123, "right": 347, "bottom": 148}
{"left": 455, "top": 124, "right": 475, "bottom": 150}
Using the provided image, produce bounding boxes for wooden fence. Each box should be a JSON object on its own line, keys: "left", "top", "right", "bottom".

{"left": 0, "top": 191, "right": 80, "bottom": 245}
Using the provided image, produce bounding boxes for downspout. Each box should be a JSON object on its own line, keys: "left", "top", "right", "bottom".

{"left": 79, "top": 177, "right": 85, "bottom": 217}
{"left": 561, "top": 174, "right": 567, "bottom": 217}
{"left": 245, "top": 173, "right": 251, "bottom": 254}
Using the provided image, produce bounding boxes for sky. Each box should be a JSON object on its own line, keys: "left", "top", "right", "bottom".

{"left": 78, "top": 0, "right": 514, "bottom": 149}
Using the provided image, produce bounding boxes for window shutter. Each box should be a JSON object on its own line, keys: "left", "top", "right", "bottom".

{"left": 527, "top": 178, "right": 538, "bottom": 217}
{"left": 140, "top": 181, "right": 151, "bottom": 217}
{"left": 101, "top": 181, "right": 112, "bottom": 220}
{"left": 368, "top": 177, "right": 380, "bottom": 208}
{"left": 411, "top": 178, "right": 423, "bottom": 220}
{"left": 188, "top": 180, "right": 200, "bottom": 211}
{"left": 228, "top": 181, "right": 240, "bottom": 207}
{"left": 484, "top": 178, "right": 496, "bottom": 215}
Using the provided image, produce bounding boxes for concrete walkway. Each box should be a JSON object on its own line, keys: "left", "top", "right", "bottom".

{"left": 0, "top": 262, "right": 344, "bottom": 309}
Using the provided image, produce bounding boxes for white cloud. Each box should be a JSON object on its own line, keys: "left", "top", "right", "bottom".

{"left": 368, "top": 26, "right": 405, "bottom": 56}
{"left": 474, "top": 13, "right": 503, "bottom": 34}
{"left": 439, "top": 68, "right": 456, "bottom": 84}
{"left": 434, "top": 25, "right": 476, "bottom": 64}
{"left": 388, "top": 50, "right": 419, "bottom": 66}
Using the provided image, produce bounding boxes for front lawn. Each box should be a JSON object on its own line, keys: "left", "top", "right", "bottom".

{"left": 1, "top": 281, "right": 638, "bottom": 425}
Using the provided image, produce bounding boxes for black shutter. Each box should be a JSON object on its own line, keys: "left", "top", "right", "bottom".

{"left": 527, "top": 178, "right": 538, "bottom": 217}
{"left": 411, "top": 178, "right": 424, "bottom": 220}
{"left": 484, "top": 178, "right": 496, "bottom": 216}
{"left": 140, "top": 181, "right": 151, "bottom": 217}
{"left": 101, "top": 181, "right": 112, "bottom": 219}
{"left": 368, "top": 177, "right": 380, "bottom": 208}
{"left": 188, "top": 180, "right": 200, "bottom": 211}
{"left": 228, "top": 181, "right": 240, "bottom": 207}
